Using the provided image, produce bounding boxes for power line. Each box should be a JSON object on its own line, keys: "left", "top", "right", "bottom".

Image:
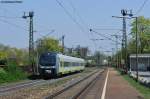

{"left": 135, "top": 0, "right": 149, "bottom": 15}
{"left": 66, "top": 0, "right": 102, "bottom": 51}
{"left": 66, "top": 0, "right": 89, "bottom": 29}
{"left": 0, "top": 18, "right": 28, "bottom": 31}
{"left": 55, "top": 0, "right": 85, "bottom": 32}
{"left": 90, "top": 29, "right": 122, "bottom": 44}
{"left": 55, "top": 0, "right": 97, "bottom": 51}
{"left": 0, "top": 5, "right": 54, "bottom": 37}
{"left": 93, "top": 28, "right": 122, "bottom": 31}
{"left": 66, "top": 0, "right": 98, "bottom": 50}
{"left": 56, "top": 0, "right": 111, "bottom": 52}
{"left": 0, "top": 5, "right": 20, "bottom": 17}
{"left": 0, "top": 16, "right": 21, "bottom": 19}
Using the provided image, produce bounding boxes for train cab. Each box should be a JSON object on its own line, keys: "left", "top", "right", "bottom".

{"left": 39, "top": 52, "right": 57, "bottom": 77}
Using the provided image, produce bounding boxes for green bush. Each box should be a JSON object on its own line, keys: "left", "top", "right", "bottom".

{"left": 0, "top": 68, "right": 8, "bottom": 83}
{"left": 0, "top": 60, "right": 27, "bottom": 84}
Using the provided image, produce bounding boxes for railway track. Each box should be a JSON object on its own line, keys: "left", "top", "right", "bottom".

{"left": 72, "top": 69, "right": 107, "bottom": 99}
{"left": 0, "top": 79, "right": 47, "bottom": 95}
{"left": 0, "top": 74, "right": 81, "bottom": 95}
{"left": 0, "top": 68, "right": 100, "bottom": 96}
{"left": 44, "top": 69, "right": 105, "bottom": 99}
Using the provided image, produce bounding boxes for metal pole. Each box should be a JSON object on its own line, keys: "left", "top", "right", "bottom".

{"left": 136, "top": 17, "right": 138, "bottom": 82}
{"left": 121, "top": 39, "right": 124, "bottom": 69}
{"left": 29, "top": 12, "right": 35, "bottom": 74}
{"left": 62, "top": 35, "right": 65, "bottom": 54}
{"left": 35, "top": 41, "right": 39, "bottom": 75}
{"left": 116, "top": 36, "right": 119, "bottom": 68}
{"left": 112, "top": 48, "right": 114, "bottom": 67}
{"left": 115, "top": 35, "right": 118, "bottom": 68}
{"left": 123, "top": 17, "right": 128, "bottom": 72}
{"left": 120, "top": 46, "right": 122, "bottom": 69}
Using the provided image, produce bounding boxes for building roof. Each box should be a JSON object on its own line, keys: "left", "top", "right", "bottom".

{"left": 130, "top": 54, "right": 150, "bottom": 58}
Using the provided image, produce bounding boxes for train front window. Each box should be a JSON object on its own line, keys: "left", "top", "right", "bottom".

{"left": 39, "top": 53, "right": 56, "bottom": 66}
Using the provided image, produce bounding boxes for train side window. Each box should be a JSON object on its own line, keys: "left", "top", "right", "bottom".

{"left": 76, "top": 62, "right": 78, "bottom": 66}
{"left": 74, "top": 62, "right": 76, "bottom": 66}
{"left": 75, "top": 62, "right": 77, "bottom": 66}
{"left": 79, "top": 63, "right": 81, "bottom": 66}
{"left": 64, "top": 62, "right": 67, "bottom": 67}
{"left": 73, "top": 62, "right": 75, "bottom": 66}
{"left": 60, "top": 61, "right": 63, "bottom": 67}
{"left": 78, "top": 63, "right": 80, "bottom": 66}
{"left": 69, "top": 62, "right": 71, "bottom": 67}
{"left": 64, "top": 62, "right": 69, "bottom": 67}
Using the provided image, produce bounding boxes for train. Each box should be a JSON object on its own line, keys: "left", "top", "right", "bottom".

{"left": 38, "top": 52, "right": 85, "bottom": 77}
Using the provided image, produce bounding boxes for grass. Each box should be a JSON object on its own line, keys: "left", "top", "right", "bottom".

{"left": 0, "top": 61, "right": 28, "bottom": 85}
{"left": 119, "top": 70, "right": 150, "bottom": 99}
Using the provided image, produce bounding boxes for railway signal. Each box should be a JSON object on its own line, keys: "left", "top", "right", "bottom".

{"left": 22, "top": 11, "right": 35, "bottom": 74}
{"left": 112, "top": 9, "right": 133, "bottom": 73}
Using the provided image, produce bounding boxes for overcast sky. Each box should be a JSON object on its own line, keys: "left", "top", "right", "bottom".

{"left": 0, "top": 0, "right": 149, "bottom": 54}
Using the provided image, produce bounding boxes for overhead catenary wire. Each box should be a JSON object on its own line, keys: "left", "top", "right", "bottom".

{"left": 0, "top": 16, "right": 22, "bottom": 19}
{"left": 55, "top": 0, "right": 85, "bottom": 33}
{"left": 66, "top": 0, "right": 89, "bottom": 30}
{"left": 55, "top": 0, "right": 98, "bottom": 51}
{"left": 93, "top": 28, "right": 122, "bottom": 31}
{"left": 56, "top": 0, "right": 117, "bottom": 52}
{"left": 90, "top": 29, "right": 122, "bottom": 44}
{"left": 0, "top": 5, "right": 55, "bottom": 38}
{"left": 0, "top": 18, "right": 28, "bottom": 31}
{"left": 66, "top": 0, "right": 101, "bottom": 51}
{"left": 135, "top": 0, "right": 149, "bottom": 15}
{"left": 0, "top": 5, "right": 18, "bottom": 17}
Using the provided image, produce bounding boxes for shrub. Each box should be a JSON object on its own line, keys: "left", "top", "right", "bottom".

{"left": 0, "top": 60, "right": 27, "bottom": 84}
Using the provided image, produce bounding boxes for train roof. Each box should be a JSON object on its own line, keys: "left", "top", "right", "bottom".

{"left": 57, "top": 53, "right": 85, "bottom": 62}
{"left": 41, "top": 52, "right": 85, "bottom": 62}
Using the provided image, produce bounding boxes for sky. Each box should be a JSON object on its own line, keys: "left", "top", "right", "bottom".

{"left": 0, "top": 0, "right": 149, "bottom": 54}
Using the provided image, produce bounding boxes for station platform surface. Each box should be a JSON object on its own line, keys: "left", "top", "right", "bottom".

{"left": 106, "top": 68, "right": 143, "bottom": 99}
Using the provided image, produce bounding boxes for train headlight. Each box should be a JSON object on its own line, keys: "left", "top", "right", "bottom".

{"left": 45, "top": 70, "right": 51, "bottom": 73}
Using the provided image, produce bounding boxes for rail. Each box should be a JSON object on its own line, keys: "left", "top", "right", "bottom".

{"left": 45, "top": 69, "right": 104, "bottom": 99}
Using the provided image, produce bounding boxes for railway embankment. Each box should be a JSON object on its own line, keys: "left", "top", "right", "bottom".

{"left": 0, "top": 67, "right": 100, "bottom": 99}
{"left": 0, "top": 62, "right": 28, "bottom": 85}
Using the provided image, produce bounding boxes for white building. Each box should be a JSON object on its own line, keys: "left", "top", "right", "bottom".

{"left": 129, "top": 54, "right": 150, "bottom": 71}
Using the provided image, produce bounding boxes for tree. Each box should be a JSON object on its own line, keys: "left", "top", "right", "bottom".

{"left": 0, "top": 44, "right": 29, "bottom": 66}
{"left": 93, "top": 51, "right": 106, "bottom": 66}
{"left": 36, "top": 37, "right": 62, "bottom": 54}
{"left": 131, "top": 16, "right": 150, "bottom": 53}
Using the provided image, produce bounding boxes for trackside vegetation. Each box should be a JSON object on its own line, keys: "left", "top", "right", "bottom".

{"left": 0, "top": 61, "right": 27, "bottom": 84}
{"left": 0, "top": 37, "right": 62, "bottom": 84}
{"left": 118, "top": 70, "right": 150, "bottom": 99}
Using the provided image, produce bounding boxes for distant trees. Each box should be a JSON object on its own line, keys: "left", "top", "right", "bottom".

{"left": 0, "top": 37, "right": 62, "bottom": 66}
{"left": 129, "top": 16, "right": 150, "bottom": 53}
{"left": 0, "top": 44, "right": 29, "bottom": 66}
{"left": 93, "top": 51, "right": 106, "bottom": 66}
{"left": 116, "top": 16, "right": 150, "bottom": 59}
{"left": 35, "top": 37, "right": 62, "bottom": 54}
{"left": 113, "top": 16, "right": 150, "bottom": 67}
{"left": 1, "top": 37, "right": 91, "bottom": 66}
